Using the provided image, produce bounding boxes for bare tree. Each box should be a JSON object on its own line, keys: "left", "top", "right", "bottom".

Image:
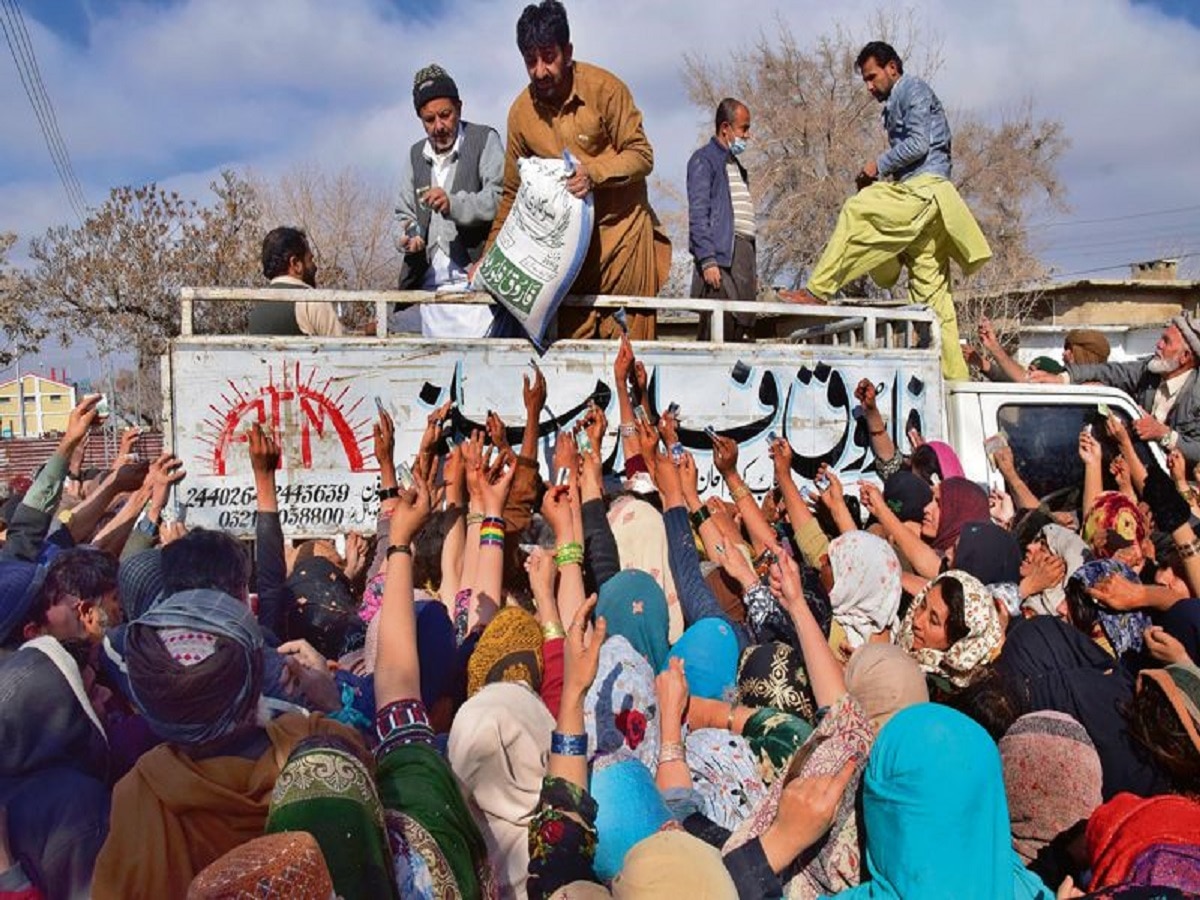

{"left": 681, "top": 10, "right": 1068, "bottom": 340}
{"left": 0, "top": 232, "right": 45, "bottom": 367}
{"left": 18, "top": 171, "right": 263, "bottom": 424}
{"left": 254, "top": 163, "right": 400, "bottom": 330}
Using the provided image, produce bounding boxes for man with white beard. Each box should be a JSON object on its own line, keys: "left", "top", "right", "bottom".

{"left": 1032, "top": 313, "right": 1200, "bottom": 461}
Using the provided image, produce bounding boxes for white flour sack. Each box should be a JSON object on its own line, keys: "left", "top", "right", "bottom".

{"left": 473, "top": 152, "right": 594, "bottom": 348}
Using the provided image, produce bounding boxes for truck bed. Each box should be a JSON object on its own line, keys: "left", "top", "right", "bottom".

{"left": 167, "top": 290, "right": 944, "bottom": 536}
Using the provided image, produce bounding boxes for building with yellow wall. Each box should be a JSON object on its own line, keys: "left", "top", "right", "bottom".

{"left": 0, "top": 374, "right": 77, "bottom": 437}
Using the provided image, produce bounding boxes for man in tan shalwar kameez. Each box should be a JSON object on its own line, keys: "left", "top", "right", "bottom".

{"left": 484, "top": 0, "right": 671, "bottom": 340}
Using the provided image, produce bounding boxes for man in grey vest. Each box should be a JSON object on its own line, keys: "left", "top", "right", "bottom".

{"left": 395, "top": 64, "right": 504, "bottom": 337}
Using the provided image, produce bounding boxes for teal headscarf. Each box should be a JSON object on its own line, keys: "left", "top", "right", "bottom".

{"left": 598, "top": 569, "right": 670, "bottom": 673}
{"left": 827, "top": 704, "right": 1054, "bottom": 900}
{"left": 667, "top": 617, "right": 739, "bottom": 700}
{"left": 590, "top": 756, "right": 672, "bottom": 881}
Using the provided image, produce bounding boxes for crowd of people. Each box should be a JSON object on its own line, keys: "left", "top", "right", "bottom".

{"left": 4, "top": 313, "right": 1200, "bottom": 897}
{"left": 4, "top": 1, "right": 1197, "bottom": 898}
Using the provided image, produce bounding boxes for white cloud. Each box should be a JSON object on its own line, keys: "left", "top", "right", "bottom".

{"left": 2, "top": 0, "right": 1199, "bottom": 282}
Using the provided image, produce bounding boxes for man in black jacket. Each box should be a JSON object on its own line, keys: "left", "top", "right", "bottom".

{"left": 1033, "top": 313, "right": 1200, "bottom": 461}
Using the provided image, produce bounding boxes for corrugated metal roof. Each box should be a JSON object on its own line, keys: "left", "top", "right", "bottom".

{"left": 0, "top": 430, "right": 164, "bottom": 485}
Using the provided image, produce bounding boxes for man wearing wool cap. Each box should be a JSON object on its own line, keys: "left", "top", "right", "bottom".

{"left": 395, "top": 63, "right": 503, "bottom": 337}
{"left": 1033, "top": 312, "right": 1200, "bottom": 461}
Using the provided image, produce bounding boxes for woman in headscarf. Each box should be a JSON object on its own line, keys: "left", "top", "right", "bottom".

{"left": 826, "top": 531, "right": 902, "bottom": 653}
{"left": 466, "top": 605, "right": 545, "bottom": 699}
{"left": 448, "top": 681, "right": 554, "bottom": 899}
{"left": 897, "top": 570, "right": 1005, "bottom": 691}
{"left": 1064, "top": 560, "right": 1152, "bottom": 663}
{"left": 1020, "top": 524, "right": 1091, "bottom": 619}
{"left": 362, "top": 599, "right": 458, "bottom": 725}
{"left": 843, "top": 643, "right": 929, "bottom": 734}
{"left": 284, "top": 555, "right": 362, "bottom": 659}
{"left": 1000, "top": 712, "right": 1104, "bottom": 890}
{"left": 187, "top": 831, "right": 335, "bottom": 900}
{"left": 584, "top": 636, "right": 661, "bottom": 773}
{"left": 956, "top": 521, "right": 1022, "bottom": 588}
{"left": 667, "top": 617, "right": 740, "bottom": 701}
{"left": 681, "top": 728, "right": 769, "bottom": 832}
{"left": 830, "top": 704, "right": 1055, "bottom": 899}
{"left": 92, "top": 589, "right": 358, "bottom": 899}
{"left": 265, "top": 735, "right": 397, "bottom": 900}
{"left": 1082, "top": 492, "right": 1150, "bottom": 572}
{"left": 911, "top": 440, "right": 966, "bottom": 483}
{"left": 736, "top": 641, "right": 817, "bottom": 724}
{"left": 589, "top": 757, "right": 675, "bottom": 881}
{"left": 1128, "top": 664, "right": 1200, "bottom": 798}
{"left": 1063, "top": 329, "right": 1110, "bottom": 366}
{"left": 861, "top": 477, "right": 990, "bottom": 581}
{"left": 1085, "top": 792, "right": 1200, "bottom": 894}
{"left": 596, "top": 570, "right": 671, "bottom": 674}
{"left": 372, "top": 480, "right": 496, "bottom": 900}
{"left": 607, "top": 496, "right": 682, "bottom": 640}
{"left": 879, "top": 470, "right": 933, "bottom": 536}
{"left": 997, "top": 615, "right": 1168, "bottom": 800}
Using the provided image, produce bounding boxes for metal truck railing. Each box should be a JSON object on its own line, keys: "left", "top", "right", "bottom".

{"left": 178, "top": 288, "right": 938, "bottom": 352}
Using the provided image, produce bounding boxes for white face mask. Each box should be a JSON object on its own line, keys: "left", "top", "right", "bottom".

{"left": 729, "top": 137, "right": 748, "bottom": 156}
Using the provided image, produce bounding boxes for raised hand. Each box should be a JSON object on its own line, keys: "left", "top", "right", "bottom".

{"left": 64, "top": 394, "right": 102, "bottom": 448}
{"left": 389, "top": 472, "right": 432, "bottom": 545}
{"left": 562, "top": 595, "right": 607, "bottom": 700}
{"left": 711, "top": 434, "right": 739, "bottom": 477}
{"left": 373, "top": 408, "right": 395, "bottom": 471}
{"left": 655, "top": 657, "right": 690, "bottom": 731}
{"left": 523, "top": 365, "right": 547, "bottom": 419}
{"left": 248, "top": 424, "right": 280, "bottom": 476}
{"left": 486, "top": 410, "right": 511, "bottom": 453}
{"left": 853, "top": 378, "right": 878, "bottom": 413}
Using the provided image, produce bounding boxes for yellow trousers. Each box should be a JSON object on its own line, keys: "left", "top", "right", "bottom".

{"left": 807, "top": 176, "right": 984, "bottom": 380}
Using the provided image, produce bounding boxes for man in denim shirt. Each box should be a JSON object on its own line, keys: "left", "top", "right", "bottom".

{"left": 687, "top": 98, "right": 758, "bottom": 342}
{"left": 788, "top": 42, "right": 991, "bottom": 380}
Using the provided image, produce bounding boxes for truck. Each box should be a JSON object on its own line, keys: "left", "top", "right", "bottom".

{"left": 165, "top": 288, "right": 1150, "bottom": 537}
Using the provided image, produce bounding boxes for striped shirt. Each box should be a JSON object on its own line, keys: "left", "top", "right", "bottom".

{"left": 726, "top": 162, "right": 756, "bottom": 239}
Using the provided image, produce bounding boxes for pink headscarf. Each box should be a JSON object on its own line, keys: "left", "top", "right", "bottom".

{"left": 927, "top": 441, "right": 965, "bottom": 480}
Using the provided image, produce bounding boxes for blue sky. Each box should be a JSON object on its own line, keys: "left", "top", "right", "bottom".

{"left": 1134, "top": 0, "right": 1200, "bottom": 26}
{"left": 4, "top": 0, "right": 1200, "bottom": 373}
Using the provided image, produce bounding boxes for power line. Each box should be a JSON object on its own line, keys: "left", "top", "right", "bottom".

{"left": 5, "top": 0, "right": 86, "bottom": 212}
{"left": 1049, "top": 252, "right": 1200, "bottom": 279}
{"left": 1028, "top": 203, "right": 1200, "bottom": 231}
{"left": 2, "top": 0, "right": 87, "bottom": 218}
{"left": 0, "top": 0, "right": 87, "bottom": 220}
{"left": 1037, "top": 228, "right": 1200, "bottom": 253}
